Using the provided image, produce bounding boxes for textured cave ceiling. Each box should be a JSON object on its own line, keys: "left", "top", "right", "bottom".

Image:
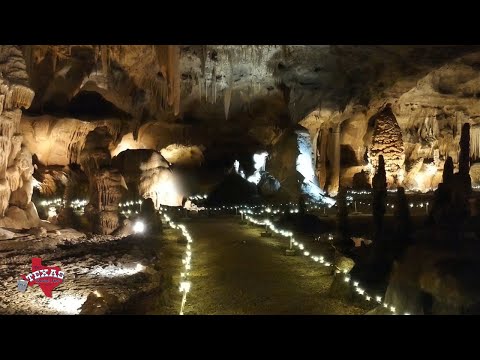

{"left": 22, "top": 45, "right": 480, "bottom": 125}
{"left": 13, "top": 44, "right": 480, "bottom": 196}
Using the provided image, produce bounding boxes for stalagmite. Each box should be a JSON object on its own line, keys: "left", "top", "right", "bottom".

{"left": 368, "top": 105, "right": 405, "bottom": 187}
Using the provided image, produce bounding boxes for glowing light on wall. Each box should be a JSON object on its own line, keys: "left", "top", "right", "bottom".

{"left": 247, "top": 152, "right": 268, "bottom": 185}
{"left": 296, "top": 129, "right": 335, "bottom": 206}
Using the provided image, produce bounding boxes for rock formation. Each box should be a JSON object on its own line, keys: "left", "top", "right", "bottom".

{"left": 0, "top": 46, "right": 39, "bottom": 229}
{"left": 367, "top": 105, "right": 405, "bottom": 187}
{"left": 15, "top": 45, "right": 480, "bottom": 201}
{"left": 80, "top": 127, "right": 127, "bottom": 234}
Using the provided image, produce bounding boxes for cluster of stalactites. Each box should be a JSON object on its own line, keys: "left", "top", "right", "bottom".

{"left": 154, "top": 45, "right": 181, "bottom": 116}
{"left": 470, "top": 124, "right": 480, "bottom": 160}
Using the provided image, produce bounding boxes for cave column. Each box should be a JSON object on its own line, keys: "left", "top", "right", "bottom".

{"left": 328, "top": 124, "right": 341, "bottom": 196}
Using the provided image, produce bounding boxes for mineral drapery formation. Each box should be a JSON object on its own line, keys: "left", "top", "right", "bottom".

{"left": 368, "top": 105, "right": 405, "bottom": 187}
{"left": 0, "top": 46, "right": 39, "bottom": 229}
{"left": 80, "top": 127, "right": 127, "bottom": 234}
{"left": 155, "top": 45, "right": 181, "bottom": 116}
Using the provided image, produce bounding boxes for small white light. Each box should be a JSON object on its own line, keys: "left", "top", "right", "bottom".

{"left": 383, "top": 303, "right": 388, "bottom": 308}
{"left": 133, "top": 221, "right": 145, "bottom": 233}
{"left": 344, "top": 276, "right": 350, "bottom": 282}
{"left": 390, "top": 306, "right": 396, "bottom": 312}
{"left": 376, "top": 296, "right": 382, "bottom": 302}
{"left": 304, "top": 251, "right": 310, "bottom": 256}
{"left": 366, "top": 296, "right": 371, "bottom": 301}
{"left": 404, "top": 312, "right": 410, "bottom": 315}
{"left": 179, "top": 281, "right": 191, "bottom": 293}
{"left": 353, "top": 281, "right": 359, "bottom": 287}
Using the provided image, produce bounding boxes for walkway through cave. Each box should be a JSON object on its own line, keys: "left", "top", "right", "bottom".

{"left": 181, "top": 217, "right": 364, "bottom": 315}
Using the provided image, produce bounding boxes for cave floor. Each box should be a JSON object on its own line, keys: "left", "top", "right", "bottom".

{"left": 0, "top": 227, "right": 183, "bottom": 315}
{"left": 180, "top": 216, "right": 365, "bottom": 315}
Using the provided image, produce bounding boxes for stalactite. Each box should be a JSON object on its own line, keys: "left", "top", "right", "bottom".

{"left": 94, "top": 45, "right": 99, "bottom": 73}
{"left": 155, "top": 45, "right": 168, "bottom": 79}
{"left": 101, "top": 45, "right": 108, "bottom": 74}
{"left": 282, "top": 45, "right": 288, "bottom": 60}
{"left": 198, "top": 74, "right": 202, "bottom": 100}
{"left": 23, "top": 46, "right": 32, "bottom": 76}
{"left": 201, "top": 45, "right": 207, "bottom": 78}
{"left": 224, "top": 85, "right": 232, "bottom": 120}
{"left": 52, "top": 46, "right": 57, "bottom": 74}
{"left": 172, "top": 46, "right": 181, "bottom": 115}
{"left": 470, "top": 125, "right": 480, "bottom": 160}
{"left": 212, "top": 65, "right": 216, "bottom": 104}
{"left": 205, "top": 75, "right": 208, "bottom": 103}
{"left": 10, "top": 85, "right": 34, "bottom": 109}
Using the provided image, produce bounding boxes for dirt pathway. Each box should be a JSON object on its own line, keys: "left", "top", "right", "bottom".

{"left": 183, "top": 217, "right": 364, "bottom": 315}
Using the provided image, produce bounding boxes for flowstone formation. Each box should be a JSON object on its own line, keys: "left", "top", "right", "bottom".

{"left": 0, "top": 46, "right": 39, "bottom": 229}
{"left": 80, "top": 127, "right": 127, "bottom": 234}
{"left": 367, "top": 105, "right": 405, "bottom": 187}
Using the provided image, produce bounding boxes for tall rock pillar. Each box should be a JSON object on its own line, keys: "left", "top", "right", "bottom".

{"left": 0, "top": 46, "right": 39, "bottom": 229}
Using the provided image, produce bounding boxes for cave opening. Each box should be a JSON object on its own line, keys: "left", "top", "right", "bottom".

{"left": 67, "top": 91, "right": 132, "bottom": 120}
